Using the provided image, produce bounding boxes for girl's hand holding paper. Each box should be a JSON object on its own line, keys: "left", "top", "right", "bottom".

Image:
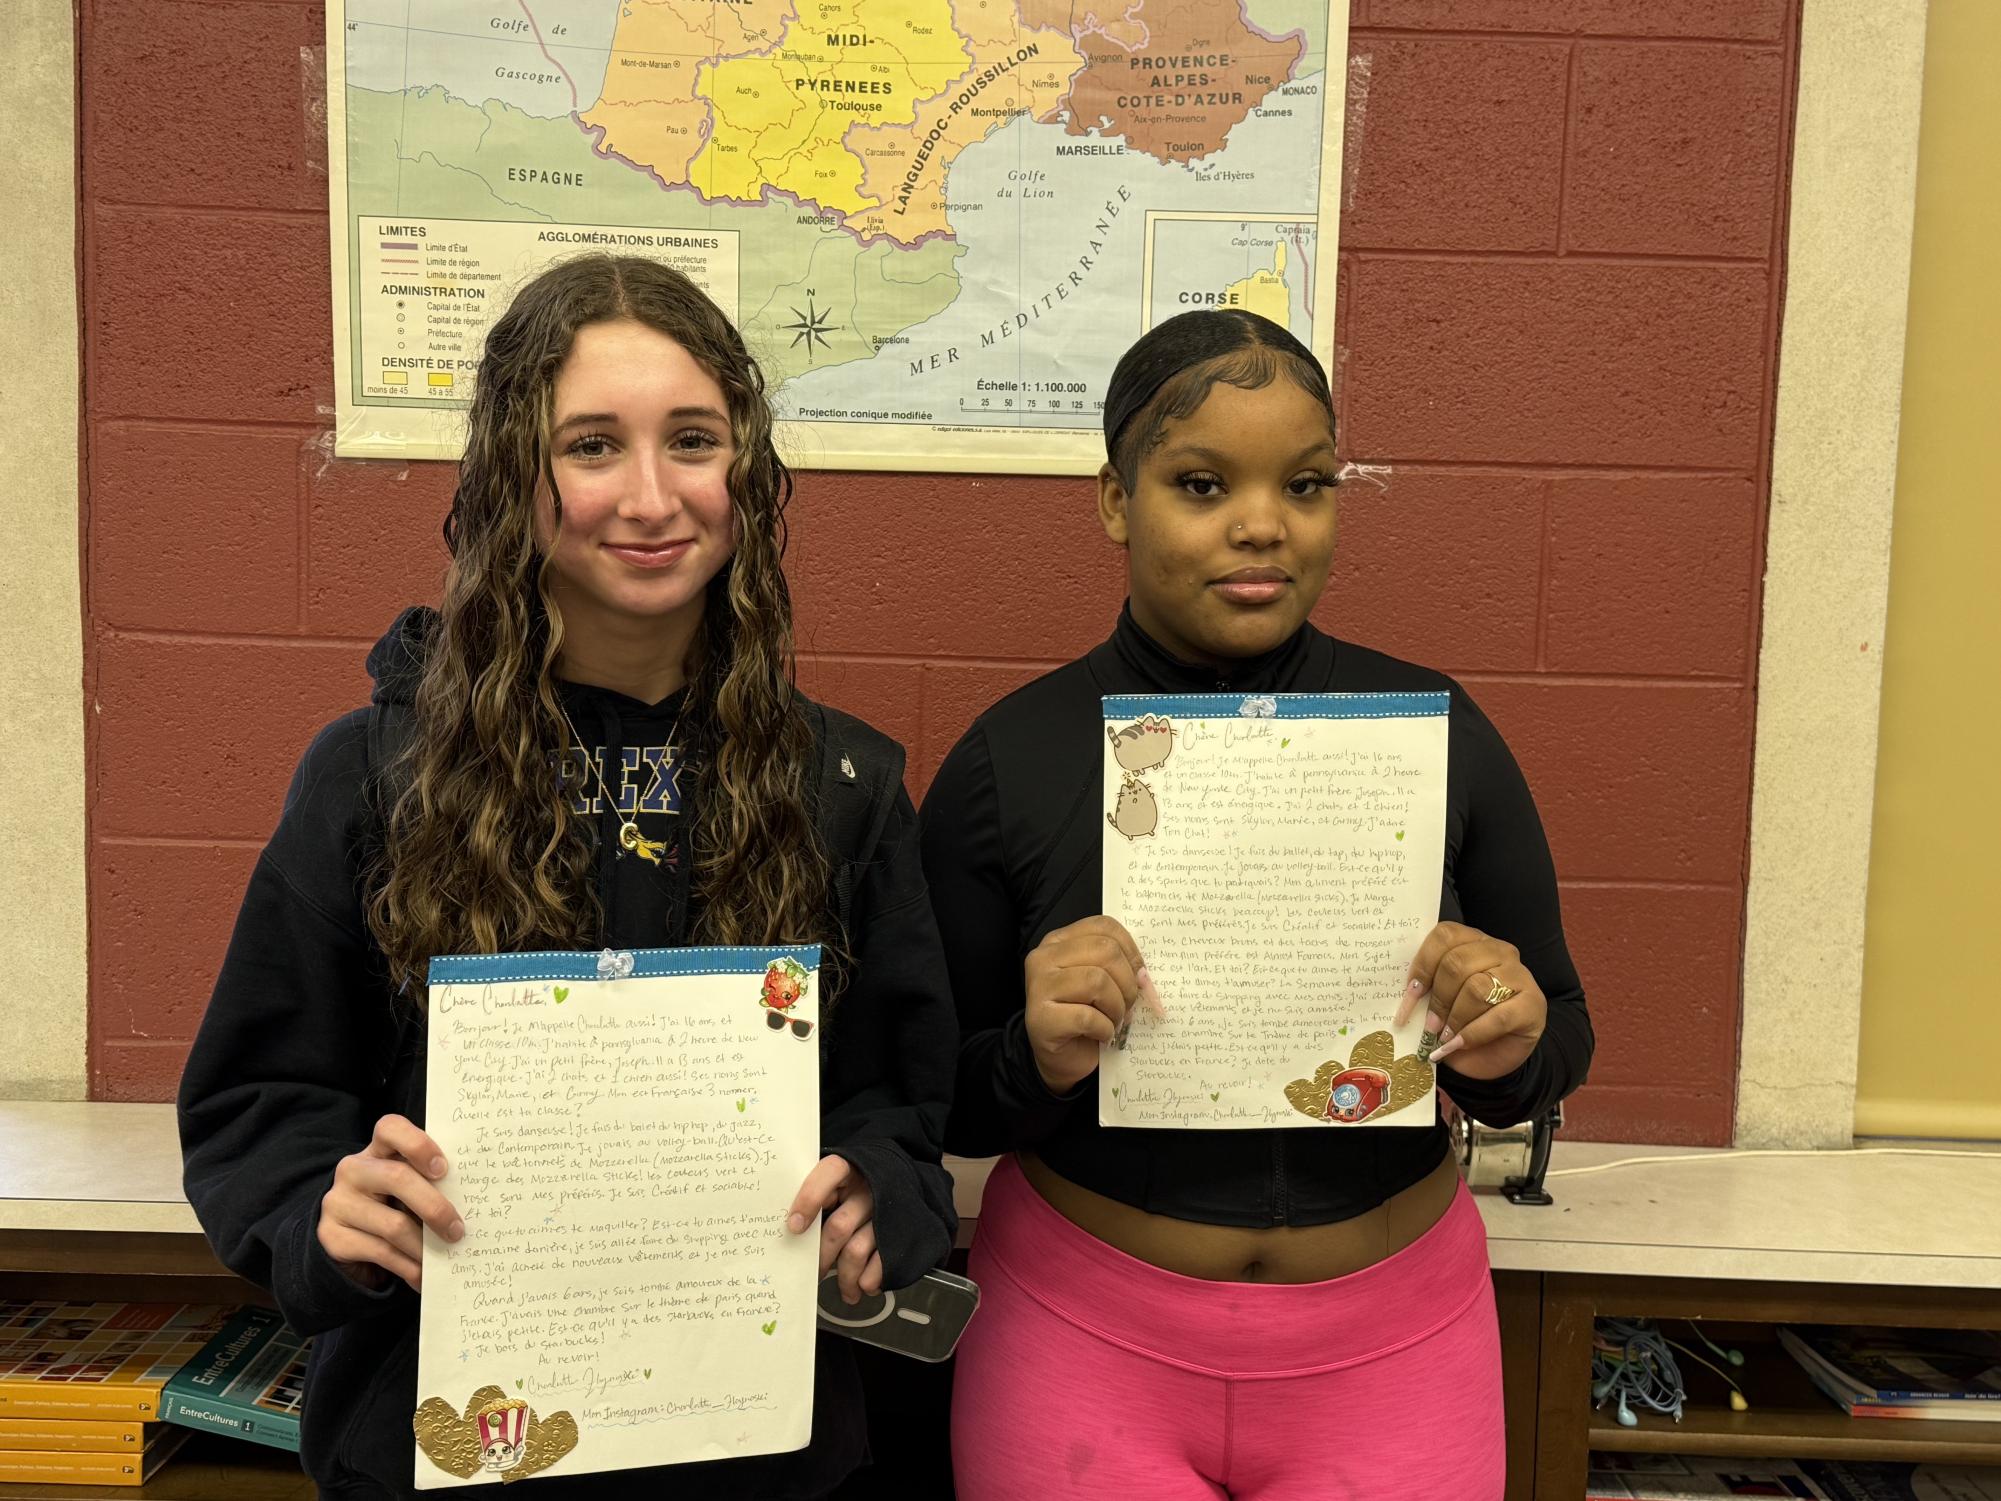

{"left": 318, "top": 1112, "right": 463, "bottom": 1293}
{"left": 788, "top": 1154, "right": 883, "bottom": 1305}
{"left": 1397, "top": 921, "right": 1549, "bottom": 1079}
{"left": 1022, "top": 915, "right": 1162, "bottom": 1094}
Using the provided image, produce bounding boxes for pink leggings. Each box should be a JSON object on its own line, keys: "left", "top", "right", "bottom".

{"left": 951, "top": 1155, "right": 1505, "bottom": 1501}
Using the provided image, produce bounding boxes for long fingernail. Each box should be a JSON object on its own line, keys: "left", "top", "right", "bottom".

{"left": 1395, "top": 979, "right": 1425, "bottom": 1028}
{"left": 1430, "top": 1036, "right": 1465, "bottom": 1063}
{"left": 1138, "top": 967, "right": 1166, "bottom": 1018}
{"left": 447, "top": 1218, "right": 465, "bottom": 1242}
{"left": 1416, "top": 1029, "right": 1441, "bottom": 1062}
{"left": 787, "top": 1213, "right": 807, "bottom": 1234}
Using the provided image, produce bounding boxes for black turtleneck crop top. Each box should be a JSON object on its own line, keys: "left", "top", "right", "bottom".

{"left": 919, "top": 608, "right": 1593, "bottom": 1228}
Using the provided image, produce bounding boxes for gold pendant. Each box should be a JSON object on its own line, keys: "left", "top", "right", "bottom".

{"left": 618, "top": 822, "right": 669, "bottom": 866}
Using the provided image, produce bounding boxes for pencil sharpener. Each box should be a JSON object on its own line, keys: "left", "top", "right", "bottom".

{"left": 1444, "top": 1100, "right": 1562, "bottom": 1206}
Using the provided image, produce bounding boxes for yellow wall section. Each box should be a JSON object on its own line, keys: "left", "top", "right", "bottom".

{"left": 1855, "top": 1, "right": 2001, "bottom": 1140}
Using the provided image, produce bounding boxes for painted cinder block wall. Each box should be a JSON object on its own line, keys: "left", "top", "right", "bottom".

{"left": 80, "top": 0, "right": 1799, "bottom": 1143}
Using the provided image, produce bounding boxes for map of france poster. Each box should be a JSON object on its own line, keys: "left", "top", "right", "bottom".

{"left": 326, "top": 0, "right": 1351, "bottom": 472}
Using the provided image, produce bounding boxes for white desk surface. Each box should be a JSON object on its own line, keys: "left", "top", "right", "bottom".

{"left": 0, "top": 1101, "right": 200, "bottom": 1234}
{"left": 1481, "top": 1139, "right": 2001, "bottom": 1288}
{"left": 5, "top": 1103, "right": 1998, "bottom": 1289}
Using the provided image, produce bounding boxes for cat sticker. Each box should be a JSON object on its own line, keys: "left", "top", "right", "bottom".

{"left": 1107, "top": 778, "right": 1159, "bottom": 840}
{"left": 1107, "top": 715, "right": 1174, "bottom": 840}
{"left": 1108, "top": 714, "right": 1176, "bottom": 774}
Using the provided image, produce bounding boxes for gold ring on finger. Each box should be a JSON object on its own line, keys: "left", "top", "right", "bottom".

{"left": 1482, "top": 974, "right": 1517, "bottom": 1006}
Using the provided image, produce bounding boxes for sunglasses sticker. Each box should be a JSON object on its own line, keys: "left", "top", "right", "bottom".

{"left": 757, "top": 958, "right": 815, "bottom": 1040}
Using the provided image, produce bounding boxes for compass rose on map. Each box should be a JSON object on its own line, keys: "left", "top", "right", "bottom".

{"left": 781, "top": 296, "right": 841, "bottom": 358}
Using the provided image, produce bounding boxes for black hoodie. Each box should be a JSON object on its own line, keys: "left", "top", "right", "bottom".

{"left": 177, "top": 608, "right": 958, "bottom": 1501}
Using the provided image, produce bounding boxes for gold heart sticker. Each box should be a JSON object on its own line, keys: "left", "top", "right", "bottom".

{"left": 1282, "top": 1039, "right": 1436, "bottom": 1124}
{"left": 414, "top": 1388, "right": 580, "bottom": 1483}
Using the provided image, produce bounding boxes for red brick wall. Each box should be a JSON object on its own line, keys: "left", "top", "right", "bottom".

{"left": 80, "top": 0, "right": 1799, "bottom": 1143}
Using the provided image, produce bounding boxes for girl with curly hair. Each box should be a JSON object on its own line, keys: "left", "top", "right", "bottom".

{"left": 179, "top": 255, "right": 957, "bottom": 1501}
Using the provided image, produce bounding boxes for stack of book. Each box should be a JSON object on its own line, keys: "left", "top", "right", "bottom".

{"left": 158, "top": 1305, "right": 307, "bottom": 1454}
{"left": 1588, "top": 1453, "right": 2001, "bottom": 1500}
{"left": 0, "top": 1300, "right": 229, "bottom": 1485}
{"left": 1779, "top": 1325, "right": 2001, "bottom": 1421}
{"left": 1587, "top": 1452, "right": 1832, "bottom": 1498}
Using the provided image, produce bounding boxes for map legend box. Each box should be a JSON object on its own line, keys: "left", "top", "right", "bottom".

{"left": 347, "top": 215, "right": 740, "bottom": 413}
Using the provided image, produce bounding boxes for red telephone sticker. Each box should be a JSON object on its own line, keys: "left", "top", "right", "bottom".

{"left": 1323, "top": 1066, "right": 1391, "bottom": 1123}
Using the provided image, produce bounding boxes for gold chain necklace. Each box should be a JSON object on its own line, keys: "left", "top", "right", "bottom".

{"left": 559, "top": 702, "right": 682, "bottom": 867}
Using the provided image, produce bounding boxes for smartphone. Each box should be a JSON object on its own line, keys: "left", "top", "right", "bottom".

{"left": 815, "top": 1268, "right": 980, "bottom": 1362}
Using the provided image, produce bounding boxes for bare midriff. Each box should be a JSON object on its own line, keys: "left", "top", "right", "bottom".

{"left": 1017, "top": 1148, "right": 1461, "bottom": 1283}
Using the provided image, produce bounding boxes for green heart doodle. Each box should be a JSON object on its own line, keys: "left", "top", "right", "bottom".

{"left": 644, "top": 1368, "right": 652, "bottom": 1379}
{"left": 736, "top": 1099, "right": 747, "bottom": 1113}
{"left": 1111, "top": 1085, "right": 1122, "bottom": 1099}
{"left": 1338, "top": 1026, "right": 1348, "bottom": 1035}
{"left": 1208, "top": 1091, "right": 1220, "bottom": 1102}
{"left": 515, "top": 1379, "right": 523, "bottom": 1391}
{"left": 1394, "top": 831, "right": 1405, "bottom": 842}
{"left": 1281, "top": 737, "right": 1291, "bottom": 748}
{"left": 553, "top": 986, "right": 570, "bottom": 1003}
{"left": 761, "top": 1321, "right": 777, "bottom": 1336}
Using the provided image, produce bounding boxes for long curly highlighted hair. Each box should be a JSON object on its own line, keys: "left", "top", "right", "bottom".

{"left": 365, "top": 255, "right": 828, "bottom": 992}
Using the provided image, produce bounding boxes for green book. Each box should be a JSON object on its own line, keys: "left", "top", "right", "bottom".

{"left": 157, "top": 1307, "right": 307, "bottom": 1453}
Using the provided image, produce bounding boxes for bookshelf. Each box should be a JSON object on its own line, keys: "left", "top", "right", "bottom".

{"left": 7, "top": 1107, "right": 2001, "bottom": 1501}
{"left": 1471, "top": 1140, "right": 2001, "bottom": 1500}
{"left": 1536, "top": 1275, "right": 2001, "bottom": 1497}
{"left": 0, "top": 1434, "right": 312, "bottom": 1501}
{"left": 1589, "top": 1330, "right": 2001, "bottom": 1466}
{"left": 0, "top": 1104, "right": 306, "bottom": 1495}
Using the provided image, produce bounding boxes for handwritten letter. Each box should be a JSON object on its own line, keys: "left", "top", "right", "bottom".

{"left": 1102, "top": 694, "right": 1448, "bottom": 1130}
{"left": 414, "top": 947, "right": 820, "bottom": 1488}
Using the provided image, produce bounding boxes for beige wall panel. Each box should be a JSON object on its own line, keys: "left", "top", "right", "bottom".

{"left": 1738, "top": 0, "right": 1929, "bottom": 1148}
{"left": 0, "top": 0, "right": 88, "bottom": 1099}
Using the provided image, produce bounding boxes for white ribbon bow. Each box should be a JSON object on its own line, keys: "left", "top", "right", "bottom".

{"left": 596, "top": 948, "right": 635, "bottom": 980}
